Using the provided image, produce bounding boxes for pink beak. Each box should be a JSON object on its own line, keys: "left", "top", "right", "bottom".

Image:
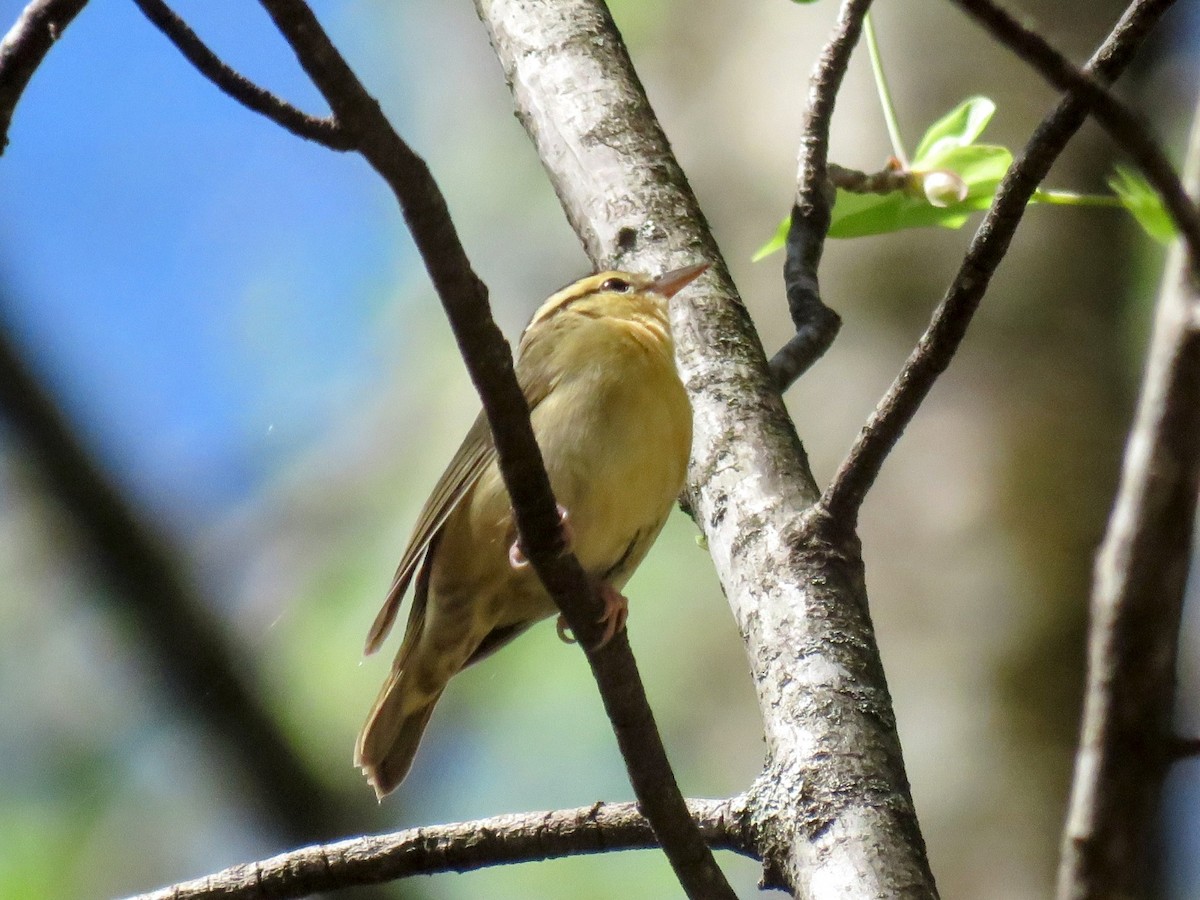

{"left": 650, "top": 262, "right": 709, "bottom": 298}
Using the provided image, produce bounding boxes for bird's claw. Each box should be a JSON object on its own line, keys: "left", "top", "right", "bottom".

{"left": 508, "top": 504, "right": 572, "bottom": 569}
{"left": 556, "top": 583, "right": 628, "bottom": 649}
{"left": 594, "top": 582, "right": 629, "bottom": 648}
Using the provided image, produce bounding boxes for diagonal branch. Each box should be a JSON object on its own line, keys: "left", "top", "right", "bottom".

{"left": 948, "top": 0, "right": 1200, "bottom": 258}
{"left": 129, "top": 0, "right": 349, "bottom": 149}
{"left": 768, "top": 0, "right": 873, "bottom": 390}
{"left": 822, "top": 0, "right": 1176, "bottom": 524}
{"left": 1056, "top": 89, "right": 1200, "bottom": 900}
{"left": 0, "top": 0, "right": 89, "bottom": 152}
{"left": 250, "top": 1, "right": 735, "bottom": 896}
{"left": 121, "top": 798, "right": 753, "bottom": 900}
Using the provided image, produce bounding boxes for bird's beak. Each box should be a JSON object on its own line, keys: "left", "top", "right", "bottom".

{"left": 650, "top": 262, "right": 709, "bottom": 298}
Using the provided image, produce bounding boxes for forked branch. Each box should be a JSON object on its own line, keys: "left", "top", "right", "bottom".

{"left": 948, "top": 0, "right": 1200, "bottom": 258}
{"left": 822, "top": 0, "right": 1177, "bottom": 524}
{"left": 131, "top": 0, "right": 348, "bottom": 148}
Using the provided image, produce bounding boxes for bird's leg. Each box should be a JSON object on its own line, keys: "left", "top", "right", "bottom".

{"left": 508, "top": 505, "right": 572, "bottom": 569}
{"left": 556, "top": 581, "right": 629, "bottom": 649}
{"left": 507, "top": 509, "right": 629, "bottom": 649}
{"left": 593, "top": 582, "right": 629, "bottom": 647}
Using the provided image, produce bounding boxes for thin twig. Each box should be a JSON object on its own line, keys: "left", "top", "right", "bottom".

{"left": 822, "top": 0, "right": 1176, "bottom": 524}
{"left": 122, "top": 798, "right": 753, "bottom": 900}
{"left": 1056, "top": 82, "right": 1200, "bottom": 900}
{"left": 948, "top": 0, "right": 1200, "bottom": 260}
{"left": 250, "top": 1, "right": 736, "bottom": 896}
{"left": 129, "top": 0, "right": 349, "bottom": 149}
{"left": 828, "top": 160, "right": 911, "bottom": 194}
{"left": 769, "top": 0, "right": 873, "bottom": 391}
{"left": 793, "top": 0, "right": 872, "bottom": 223}
{"left": 864, "top": 12, "right": 908, "bottom": 167}
{"left": 0, "top": 0, "right": 89, "bottom": 152}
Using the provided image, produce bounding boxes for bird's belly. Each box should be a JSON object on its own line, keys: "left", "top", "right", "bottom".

{"left": 435, "top": 354, "right": 691, "bottom": 630}
{"left": 535, "top": 364, "right": 692, "bottom": 584}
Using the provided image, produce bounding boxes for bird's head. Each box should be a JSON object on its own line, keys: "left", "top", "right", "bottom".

{"left": 528, "top": 262, "right": 709, "bottom": 332}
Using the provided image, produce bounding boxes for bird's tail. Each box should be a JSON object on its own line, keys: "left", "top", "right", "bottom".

{"left": 354, "top": 669, "right": 445, "bottom": 800}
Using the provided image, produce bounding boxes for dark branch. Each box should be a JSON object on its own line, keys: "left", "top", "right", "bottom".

{"left": 0, "top": 0, "right": 89, "bottom": 153}
{"left": 1056, "top": 91, "right": 1200, "bottom": 900}
{"left": 948, "top": 0, "right": 1200, "bottom": 259}
{"left": 822, "top": 0, "right": 1176, "bottom": 524}
{"left": 250, "top": 2, "right": 736, "bottom": 896}
{"left": 769, "top": 0, "right": 873, "bottom": 391}
{"left": 0, "top": 292, "right": 377, "bottom": 848}
{"left": 1168, "top": 737, "right": 1200, "bottom": 760}
{"left": 794, "top": 0, "right": 873, "bottom": 223}
{"left": 129, "top": 0, "right": 349, "bottom": 149}
{"left": 122, "top": 798, "right": 753, "bottom": 900}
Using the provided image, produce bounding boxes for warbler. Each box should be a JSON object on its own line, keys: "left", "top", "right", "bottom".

{"left": 355, "top": 262, "right": 708, "bottom": 799}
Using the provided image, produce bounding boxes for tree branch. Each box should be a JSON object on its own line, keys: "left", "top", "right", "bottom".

{"left": 1167, "top": 737, "right": 1200, "bottom": 761}
{"left": 0, "top": 0, "right": 89, "bottom": 153}
{"left": 1056, "top": 86, "right": 1200, "bottom": 900}
{"left": 768, "top": 0, "right": 873, "bottom": 391}
{"left": 948, "top": 0, "right": 1200, "bottom": 259}
{"left": 822, "top": 0, "right": 1176, "bottom": 524}
{"left": 129, "top": 0, "right": 349, "bottom": 149}
{"left": 475, "top": 1, "right": 937, "bottom": 895}
{"left": 249, "top": 2, "right": 734, "bottom": 896}
{"left": 122, "top": 798, "right": 752, "bottom": 900}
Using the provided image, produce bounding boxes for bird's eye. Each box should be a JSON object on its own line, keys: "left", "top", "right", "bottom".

{"left": 600, "top": 277, "right": 631, "bottom": 293}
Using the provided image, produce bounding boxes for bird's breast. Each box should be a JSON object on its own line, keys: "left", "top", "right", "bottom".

{"left": 532, "top": 331, "right": 692, "bottom": 582}
{"left": 433, "top": 317, "right": 692, "bottom": 627}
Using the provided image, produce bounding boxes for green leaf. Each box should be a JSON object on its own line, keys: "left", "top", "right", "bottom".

{"left": 752, "top": 217, "right": 789, "bottom": 262}
{"left": 826, "top": 144, "right": 1012, "bottom": 240}
{"left": 934, "top": 143, "right": 1012, "bottom": 188}
{"left": 828, "top": 190, "right": 983, "bottom": 239}
{"left": 1108, "top": 165, "right": 1175, "bottom": 244}
{"left": 753, "top": 97, "right": 1015, "bottom": 254}
{"left": 912, "top": 96, "right": 996, "bottom": 167}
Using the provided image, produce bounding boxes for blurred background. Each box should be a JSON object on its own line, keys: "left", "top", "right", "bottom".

{"left": 1, "top": 0, "right": 1198, "bottom": 897}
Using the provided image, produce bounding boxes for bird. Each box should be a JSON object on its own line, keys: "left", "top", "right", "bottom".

{"left": 354, "top": 261, "right": 708, "bottom": 799}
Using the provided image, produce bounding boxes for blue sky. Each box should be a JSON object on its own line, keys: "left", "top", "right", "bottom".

{"left": 1, "top": 1, "right": 404, "bottom": 525}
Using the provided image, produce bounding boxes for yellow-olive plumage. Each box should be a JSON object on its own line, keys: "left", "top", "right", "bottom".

{"left": 355, "top": 263, "right": 707, "bottom": 799}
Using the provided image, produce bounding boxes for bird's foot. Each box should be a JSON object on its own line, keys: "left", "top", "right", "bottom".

{"left": 508, "top": 504, "right": 572, "bottom": 569}
{"left": 594, "top": 582, "right": 629, "bottom": 647}
{"left": 556, "top": 582, "right": 628, "bottom": 649}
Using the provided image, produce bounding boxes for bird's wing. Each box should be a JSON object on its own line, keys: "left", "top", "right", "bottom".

{"left": 364, "top": 413, "right": 493, "bottom": 655}
{"left": 363, "top": 342, "right": 562, "bottom": 657}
